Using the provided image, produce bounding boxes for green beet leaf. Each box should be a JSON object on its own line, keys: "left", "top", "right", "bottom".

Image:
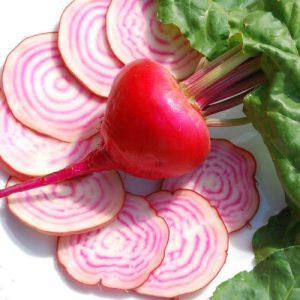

{"left": 157, "top": 0, "right": 263, "bottom": 59}
{"left": 253, "top": 206, "right": 300, "bottom": 262}
{"left": 244, "top": 73, "right": 300, "bottom": 207}
{"left": 264, "top": 0, "right": 300, "bottom": 52}
{"left": 211, "top": 246, "right": 300, "bottom": 300}
{"left": 239, "top": 2, "right": 300, "bottom": 208}
{"left": 240, "top": 3, "right": 300, "bottom": 206}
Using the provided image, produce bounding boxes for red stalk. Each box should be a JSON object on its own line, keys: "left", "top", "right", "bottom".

{"left": 0, "top": 149, "right": 114, "bottom": 198}
{"left": 195, "top": 57, "right": 261, "bottom": 107}
{"left": 183, "top": 45, "right": 243, "bottom": 86}
{"left": 212, "top": 71, "right": 266, "bottom": 103}
{"left": 204, "top": 94, "right": 246, "bottom": 117}
{"left": 182, "top": 49, "right": 250, "bottom": 99}
{"left": 203, "top": 72, "right": 267, "bottom": 116}
{"left": 179, "top": 48, "right": 265, "bottom": 127}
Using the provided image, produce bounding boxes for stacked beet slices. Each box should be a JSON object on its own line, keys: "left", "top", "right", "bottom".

{"left": 0, "top": 0, "right": 260, "bottom": 298}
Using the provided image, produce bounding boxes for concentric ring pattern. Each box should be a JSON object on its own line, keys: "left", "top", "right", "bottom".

{"left": 107, "top": 0, "right": 201, "bottom": 79}
{"left": 0, "top": 92, "right": 100, "bottom": 177}
{"left": 2, "top": 33, "right": 106, "bottom": 142}
{"left": 57, "top": 194, "right": 169, "bottom": 289}
{"left": 59, "top": 0, "right": 123, "bottom": 97}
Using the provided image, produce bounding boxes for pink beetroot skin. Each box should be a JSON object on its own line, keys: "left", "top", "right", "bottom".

{"left": 0, "top": 59, "right": 210, "bottom": 198}
{"left": 101, "top": 59, "right": 210, "bottom": 178}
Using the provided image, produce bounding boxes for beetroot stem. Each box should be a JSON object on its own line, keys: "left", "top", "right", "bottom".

{"left": 212, "top": 71, "right": 266, "bottom": 103}
{"left": 0, "top": 149, "right": 114, "bottom": 198}
{"left": 196, "top": 56, "right": 209, "bottom": 70}
{"left": 181, "top": 48, "right": 250, "bottom": 101}
{"left": 183, "top": 45, "right": 242, "bottom": 86}
{"left": 195, "top": 57, "right": 261, "bottom": 107}
{"left": 206, "top": 117, "right": 250, "bottom": 127}
{"left": 203, "top": 94, "right": 245, "bottom": 116}
{"left": 203, "top": 72, "right": 267, "bottom": 116}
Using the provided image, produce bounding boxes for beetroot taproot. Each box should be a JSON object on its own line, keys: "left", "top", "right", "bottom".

{"left": 0, "top": 44, "right": 263, "bottom": 197}
{"left": 0, "top": 59, "right": 210, "bottom": 198}
{"left": 101, "top": 59, "right": 210, "bottom": 178}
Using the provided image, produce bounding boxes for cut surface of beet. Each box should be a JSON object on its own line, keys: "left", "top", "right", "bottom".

{"left": 0, "top": 92, "right": 100, "bottom": 177}
{"left": 6, "top": 171, "right": 124, "bottom": 235}
{"left": 106, "top": 0, "right": 201, "bottom": 79}
{"left": 2, "top": 32, "right": 106, "bottom": 142}
{"left": 136, "top": 189, "right": 228, "bottom": 298}
{"left": 162, "top": 139, "right": 260, "bottom": 232}
{"left": 59, "top": 0, "right": 123, "bottom": 97}
{"left": 57, "top": 193, "right": 169, "bottom": 289}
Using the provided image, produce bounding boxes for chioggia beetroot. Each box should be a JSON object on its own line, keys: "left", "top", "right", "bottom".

{"left": 57, "top": 193, "right": 169, "bottom": 289}
{"left": 2, "top": 33, "right": 107, "bottom": 142}
{"left": 136, "top": 189, "right": 228, "bottom": 298}
{"left": 0, "top": 92, "right": 100, "bottom": 178}
{"left": 163, "top": 139, "right": 260, "bottom": 233}
{"left": 0, "top": 45, "right": 264, "bottom": 198}
{"left": 106, "top": 0, "right": 201, "bottom": 79}
{"left": 59, "top": 0, "right": 124, "bottom": 97}
{"left": 6, "top": 171, "right": 124, "bottom": 235}
{"left": 0, "top": 0, "right": 266, "bottom": 298}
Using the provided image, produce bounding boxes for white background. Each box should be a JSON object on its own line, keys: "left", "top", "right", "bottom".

{"left": 0, "top": 1, "right": 285, "bottom": 299}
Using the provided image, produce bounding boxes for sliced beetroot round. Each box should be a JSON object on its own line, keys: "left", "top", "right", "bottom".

{"left": 0, "top": 92, "right": 100, "bottom": 177}
{"left": 59, "top": 0, "right": 123, "bottom": 97}
{"left": 136, "top": 189, "right": 228, "bottom": 298}
{"left": 106, "top": 0, "right": 201, "bottom": 79}
{"left": 57, "top": 193, "right": 169, "bottom": 289}
{"left": 2, "top": 32, "right": 106, "bottom": 142}
{"left": 6, "top": 171, "right": 124, "bottom": 235}
{"left": 162, "top": 139, "right": 260, "bottom": 233}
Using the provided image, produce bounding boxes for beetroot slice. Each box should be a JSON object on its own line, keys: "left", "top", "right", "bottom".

{"left": 0, "top": 92, "right": 100, "bottom": 177}
{"left": 59, "top": 0, "right": 123, "bottom": 97}
{"left": 162, "top": 139, "right": 260, "bottom": 233}
{"left": 2, "top": 32, "right": 106, "bottom": 142}
{"left": 6, "top": 171, "right": 124, "bottom": 235}
{"left": 57, "top": 193, "right": 169, "bottom": 289}
{"left": 106, "top": 0, "right": 201, "bottom": 80}
{"left": 136, "top": 190, "right": 228, "bottom": 298}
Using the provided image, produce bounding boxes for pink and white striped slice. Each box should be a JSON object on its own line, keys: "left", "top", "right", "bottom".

{"left": 59, "top": 0, "right": 123, "bottom": 97}
{"left": 0, "top": 92, "right": 100, "bottom": 177}
{"left": 57, "top": 194, "right": 169, "bottom": 289}
{"left": 136, "top": 190, "right": 228, "bottom": 298}
{"left": 106, "top": 0, "right": 201, "bottom": 80}
{"left": 6, "top": 171, "right": 124, "bottom": 235}
{"left": 162, "top": 139, "right": 260, "bottom": 233}
{"left": 2, "top": 32, "right": 106, "bottom": 142}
